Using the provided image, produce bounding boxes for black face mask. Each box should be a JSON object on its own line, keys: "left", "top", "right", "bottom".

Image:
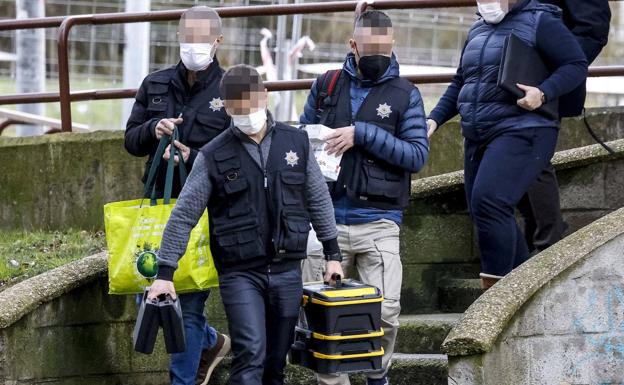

{"left": 357, "top": 55, "right": 391, "bottom": 81}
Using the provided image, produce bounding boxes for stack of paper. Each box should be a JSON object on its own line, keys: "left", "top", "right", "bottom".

{"left": 300, "top": 124, "right": 342, "bottom": 182}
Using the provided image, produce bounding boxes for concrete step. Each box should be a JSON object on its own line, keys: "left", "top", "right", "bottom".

{"left": 437, "top": 278, "right": 485, "bottom": 313}
{"left": 209, "top": 354, "right": 448, "bottom": 385}
{"left": 395, "top": 313, "right": 462, "bottom": 354}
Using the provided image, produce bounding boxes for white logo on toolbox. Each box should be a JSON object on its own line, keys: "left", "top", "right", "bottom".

{"left": 285, "top": 150, "right": 299, "bottom": 167}
{"left": 209, "top": 97, "right": 224, "bottom": 112}
{"left": 376, "top": 103, "right": 392, "bottom": 119}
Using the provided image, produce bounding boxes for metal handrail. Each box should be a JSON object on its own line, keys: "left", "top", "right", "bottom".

{"left": 54, "top": 0, "right": 476, "bottom": 132}
{"left": 1, "top": 66, "right": 623, "bottom": 106}
{"left": 0, "top": 0, "right": 623, "bottom": 132}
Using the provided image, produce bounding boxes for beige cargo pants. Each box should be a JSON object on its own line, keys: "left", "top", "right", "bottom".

{"left": 302, "top": 219, "right": 402, "bottom": 384}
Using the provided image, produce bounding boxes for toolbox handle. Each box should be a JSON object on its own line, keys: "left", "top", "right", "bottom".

{"left": 324, "top": 273, "right": 342, "bottom": 288}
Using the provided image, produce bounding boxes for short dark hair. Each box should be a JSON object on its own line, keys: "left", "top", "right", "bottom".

{"left": 219, "top": 65, "right": 265, "bottom": 100}
{"left": 180, "top": 6, "right": 222, "bottom": 31}
{"left": 355, "top": 10, "right": 393, "bottom": 29}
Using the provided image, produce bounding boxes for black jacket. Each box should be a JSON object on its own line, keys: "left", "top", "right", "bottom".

{"left": 125, "top": 59, "right": 231, "bottom": 197}
{"left": 540, "top": 0, "right": 611, "bottom": 116}
{"left": 541, "top": 0, "right": 610, "bottom": 61}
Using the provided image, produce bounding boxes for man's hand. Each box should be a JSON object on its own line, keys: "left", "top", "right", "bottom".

{"left": 155, "top": 117, "right": 183, "bottom": 139}
{"left": 324, "top": 261, "right": 344, "bottom": 284}
{"left": 147, "top": 279, "right": 177, "bottom": 300}
{"left": 163, "top": 140, "right": 190, "bottom": 165}
{"left": 516, "top": 84, "right": 544, "bottom": 111}
{"left": 426, "top": 119, "right": 438, "bottom": 138}
{"left": 324, "top": 126, "right": 355, "bottom": 156}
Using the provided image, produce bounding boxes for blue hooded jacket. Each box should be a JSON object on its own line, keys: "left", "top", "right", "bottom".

{"left": 300, "top": 53, "right": 429, "bottom": 225}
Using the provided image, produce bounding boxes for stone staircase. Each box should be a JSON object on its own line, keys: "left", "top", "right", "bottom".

{"left": 207, "top": 279, "right": 485, "bottom": 385}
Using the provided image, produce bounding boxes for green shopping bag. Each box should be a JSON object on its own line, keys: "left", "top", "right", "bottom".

{"left": 104, "top": 128, "right": 218, "bottom": 294}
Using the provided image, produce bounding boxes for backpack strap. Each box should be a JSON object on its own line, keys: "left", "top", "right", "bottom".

{"left": 315, "top": 69, "right": 342, "bottom": 111}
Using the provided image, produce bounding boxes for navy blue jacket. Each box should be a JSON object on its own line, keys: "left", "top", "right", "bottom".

{"left": 300, "top": 53, "right": 429, "bottom": 224}
{"left": 429, "top": 0, "right": 587, "bottom": 141}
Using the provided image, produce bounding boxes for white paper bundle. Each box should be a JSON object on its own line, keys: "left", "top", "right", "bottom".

{"left": 299, "top": 124, "right": 343, "bottom": 182}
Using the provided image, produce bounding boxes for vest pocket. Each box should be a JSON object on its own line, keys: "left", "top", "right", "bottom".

{"left": 281, "top": 171, "right": 305, "bottom": 205}
{"left": 215, "top": 219, "right": 264, "bottom": 264}
{"left": 146, "top": 83, "right": 169, "bottom": 116}
{"left": 223, "top": 175, "right": 251, "bottom": 218}
{"left": 189, "top": 112, "right": 224, "bottom": 143}
{"left": 277, "top": 214, "right": 310, "bottom": 256}
{"left": 361, "top": 160, "right": 402, "bottom": 200}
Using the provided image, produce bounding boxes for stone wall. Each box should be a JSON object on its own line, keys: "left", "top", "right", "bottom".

{"left": 0, "top": 131, "right": 144, "bottom": 230}
{"left": 1, "top": 139, "right": 623, "bottom": 384}
{"left": 1, "top": 107, "right": 623, "bottom": 231}
{"left": 443, "top": 208, "right": 624, "bottom": 385}
{"left": 0, "top": 254, "right": 171, "bottom": 384}
{"left": 400, "top": 139, "right": 624, "bottom": 314}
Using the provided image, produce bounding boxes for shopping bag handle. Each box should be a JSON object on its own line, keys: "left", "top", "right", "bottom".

{"left": 143, "top": 135, "right": 169, "bottom": 201}
{"left": 142, "top": 125, "right": 188, "bottom": 206}
{"left": 162, "top": 128, "right": 188, "bottom": 204}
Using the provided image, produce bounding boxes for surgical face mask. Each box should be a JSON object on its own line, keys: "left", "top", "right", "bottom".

{"left": 232, "top": 109, "right": 267, "bottom": 135}
{"left": 180, "top": 42, "right": 215, "bottom": 71}
{"left": 478, "top": 2, "right": 506, "bottom": 24}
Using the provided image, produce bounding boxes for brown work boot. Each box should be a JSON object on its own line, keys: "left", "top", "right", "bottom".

{"left": 479, "top": 273, "right": 503, "bottom": 290}
{"left": 196, "top": 333, "right": 231, "bottom": 385}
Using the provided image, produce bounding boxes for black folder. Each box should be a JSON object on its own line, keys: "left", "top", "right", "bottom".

{"left": 497, "top": 33, "right": 559, "bottom": 120}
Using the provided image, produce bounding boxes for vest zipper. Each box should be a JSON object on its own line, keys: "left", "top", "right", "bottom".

{"left": 256, "top": 142, "right": 268, "bottom": 189}
{"left": 255, "top": 139, "right": 277, "bottom": 263}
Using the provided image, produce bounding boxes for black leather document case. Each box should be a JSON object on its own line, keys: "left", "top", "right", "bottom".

{"left": 497, "top": 33, "right": 559, "bottom": 120}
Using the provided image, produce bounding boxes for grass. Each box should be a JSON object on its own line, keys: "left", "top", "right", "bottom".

{"left": 0, "top": 229, "right": 107, "bottom": 289}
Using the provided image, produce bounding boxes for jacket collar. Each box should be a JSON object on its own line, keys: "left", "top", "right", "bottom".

{"left": 342, "top": 52, "right": 400, "bottom": 88}
{"left": 173, "top": 56, "right": 223, "bottom": 91}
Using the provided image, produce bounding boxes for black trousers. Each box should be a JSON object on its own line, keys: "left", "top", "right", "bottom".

{"left": 219, "top": 267, "right": 302, "bottom": 385}
{"left": 517, "top": 163, "right": 568, "bottom": 253}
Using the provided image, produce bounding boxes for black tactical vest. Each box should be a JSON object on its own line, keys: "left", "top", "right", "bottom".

{"left": 201, "top": 122, "right": 310, "bottom": 272}
{"left": 318, "top": 72, "right": 414, "bottom": 210}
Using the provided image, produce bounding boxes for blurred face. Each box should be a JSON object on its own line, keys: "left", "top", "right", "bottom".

{"left": 350, "top": 26, "right": 394, "bottom": 61}
{"left": 224, "top": 90, "right": 268, "bottom": 116}
{"left": 178, "top": 17, "right": 222, "bottom": 45}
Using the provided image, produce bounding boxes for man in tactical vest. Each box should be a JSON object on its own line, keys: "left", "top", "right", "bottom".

{"left": 300, "top": 10, "right": 430, "bottom": 385}
{"left": 124, "top": 6, "right": 231, "bottom": 385}
{"left": 148, "top": 65, "right": 344, "bottom": 385}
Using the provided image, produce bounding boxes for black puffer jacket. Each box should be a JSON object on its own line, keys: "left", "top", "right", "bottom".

{"left": 540, "top": 0, "right": 611, "bottom": 116}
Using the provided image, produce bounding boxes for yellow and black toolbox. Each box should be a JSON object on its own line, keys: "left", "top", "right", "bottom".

{"left": 300, "top": 278, "right": 383, "bottom": 335}
{"left": 290, "top": 277, "right": 385, "bottom": 374}
{"left": 290, "top": 338, "right": 385, "bottom": 374}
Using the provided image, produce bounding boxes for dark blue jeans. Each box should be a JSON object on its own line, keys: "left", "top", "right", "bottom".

{"left": 219, "top": 267, "right": 303, "bottom": 385}
{"left": 464, "top": 127, "right": 558, "bottom": 277}
{"left": 171, "top": 291, "right": 218, "bottom": 385}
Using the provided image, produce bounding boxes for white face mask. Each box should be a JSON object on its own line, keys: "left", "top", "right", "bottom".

{"left": 478, "top": 2, "right": 506, "bottom": 24}
{"left": 232, "top": 109, "right": 267, "bottom": 135}
{"left": 180, "top": 42, "right": 215, "bottom": 71}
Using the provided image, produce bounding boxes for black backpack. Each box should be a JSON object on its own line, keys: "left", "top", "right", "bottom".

{"left": 315, "top": 69, "right": 342, "bottom": 118}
